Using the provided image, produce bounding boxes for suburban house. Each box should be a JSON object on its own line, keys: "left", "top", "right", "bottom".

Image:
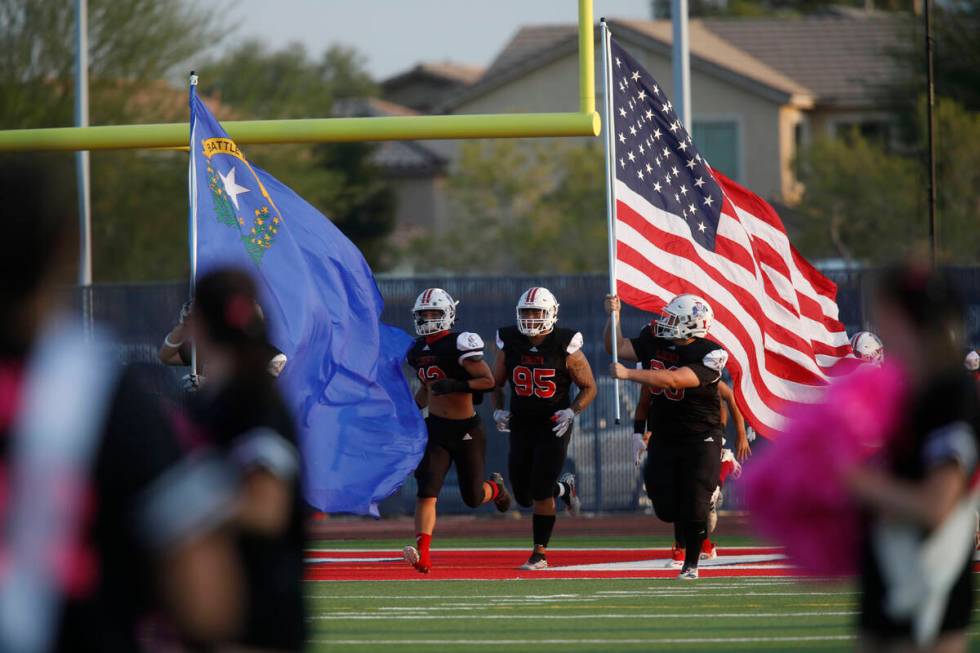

{"left": 374, "top": 9, "right": 904, "bottom": 238}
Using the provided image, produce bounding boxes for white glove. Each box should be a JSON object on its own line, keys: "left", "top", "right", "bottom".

{"left": 493, "top": 409, "right": 511, "bottom": 432}
{"left": 181, "top": 373, "right": 205, "bottom": 393}
{"left": 632, "top": 432, "right": 647, "bottom": 467}
{"left": 551, "top": 408, "right": 575, "bottom": 437}
{"left": 746, "top": 426, "right": 757, "bottom": 442}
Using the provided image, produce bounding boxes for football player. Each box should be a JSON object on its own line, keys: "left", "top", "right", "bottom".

{"left": 965, "top": 349, "right": 979, "bottom": 383}
{"left": 491, "top": 287, "right": 597, "bottom": 570}
{"left": 606, "top": 293, "right": 728, "bottom": 580}
{"left": 633, "top": 379, "right": 748, "bottom": 565}
{"left": 850, "top": 331, "right": 884, "bottom": 366}
{"left": 403, "top": 288, "right": 511, "bottom": 574}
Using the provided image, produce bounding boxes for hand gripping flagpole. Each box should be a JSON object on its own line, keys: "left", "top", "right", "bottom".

{"left": 187, "top": 71, "right": 199, "bottom": 376}
{"left": 600, "top": 19, "right": 621, "bottom": 425}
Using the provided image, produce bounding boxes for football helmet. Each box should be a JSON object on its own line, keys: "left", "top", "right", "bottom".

{"left": 965, "top": 350, "right": 979, "bottom": 372}
{"left": 655, "top": 294, "right": 713, "bottom": 340}
{"left": 516, "top": 287, "right": 559, "bottom": 336}
{"left": 412, "top": 288, "right": 457, "bottom": 336}
{"left": 850, "top": 331, "right": 884, "bottom": 366}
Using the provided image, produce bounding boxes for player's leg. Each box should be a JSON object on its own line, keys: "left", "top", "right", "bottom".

{"left": 678, "top": 437, "right": 722, "bottom": 578}
{"left": 645, "top": 438, "right": 684, "bottom": 567}
{"left": 508, "top": 430, "right": 535, "bottom": 509}
{"left": 405, "top": 420, "right": 454, "bottom": 573}
{"left": 520, "top": 428, "right": 573, "bottom": 570}
{"left": 453, "top": 416, "right": 510, "bottom": 511}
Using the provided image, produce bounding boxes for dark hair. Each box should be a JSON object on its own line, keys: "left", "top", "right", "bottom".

{"left": 193, "top": 267, "right": 270, "bottom": 379}
{"left": 875, "top": 261, "right": 963, "bottom": 333}
{"left": 0, "top": 155, "right": 75, "bottom": 306}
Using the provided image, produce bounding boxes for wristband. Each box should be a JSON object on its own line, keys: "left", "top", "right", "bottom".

{"left": 164, "top": 334, "right": 185, "bottom": 348}
{"left": 633, "top": 419, "right": 646, "bottom": 434}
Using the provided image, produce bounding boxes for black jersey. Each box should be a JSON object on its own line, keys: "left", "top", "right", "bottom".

{"left": 631, "top": 324, "right": 728, "bottom": 440}
{"left": 407, "top": 330, "right": 485, "bottom": 385}
{"left": 496, "top": 326, "right": 584, "bottom": 418}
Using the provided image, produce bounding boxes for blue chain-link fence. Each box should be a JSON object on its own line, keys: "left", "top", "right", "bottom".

{"left": 73, "top": 268, "right": 980, "bottom": 515}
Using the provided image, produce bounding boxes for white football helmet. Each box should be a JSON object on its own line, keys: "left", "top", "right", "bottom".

{"left": 850, "top": 331, "right": 884, "bottom": 366}
{"left": 516, "top": 287, "right": 559, "bottom": 337}
{"left": 655, "top": 294, "right": 713, "bottom": 340}
{"left": 413, "top": 288, "right": 458, "bottom": 336}
{"left": 965, "top": 350, "right": 979, "bottom": 372}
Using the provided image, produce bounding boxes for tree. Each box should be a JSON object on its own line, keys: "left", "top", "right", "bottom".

{"left": 794, "top": 98, "right": 980, "bottom": 265}
{"left": 198, "top": 44, "right": 396, "bottom": 271}
{"left": 405, "top": 140, "right": 608, "bottom": 274}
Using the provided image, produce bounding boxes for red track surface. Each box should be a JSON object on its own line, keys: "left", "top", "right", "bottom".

{"left": 304, "top": 547, "right": 795, "bottom": 581}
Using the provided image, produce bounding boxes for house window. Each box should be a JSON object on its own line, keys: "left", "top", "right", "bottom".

{"left": 692, "top": 121, "right": 739, "bottom": 181}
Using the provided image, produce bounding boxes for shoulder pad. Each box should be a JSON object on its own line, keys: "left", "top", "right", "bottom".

{"left": 702, "top": 348, "right": 728, "bottom": 373}
{"left": 457, "top": 331, "right": 485, "bottom": 352}
{"left": 566, "top": 331, "right": 584, "bottom": 355}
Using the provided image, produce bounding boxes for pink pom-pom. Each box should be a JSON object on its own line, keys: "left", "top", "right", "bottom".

{"left": 742, "top": 362, "right": 907, "bottom": 577}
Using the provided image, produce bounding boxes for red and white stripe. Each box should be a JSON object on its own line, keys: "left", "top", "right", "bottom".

{"left": 615, "top": 169, "right": 851, "bottom": 438}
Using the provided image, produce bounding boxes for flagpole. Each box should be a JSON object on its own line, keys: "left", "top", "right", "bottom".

{"left": 923, "top": 0, "right": 937, "bottom": 266}
{"left": 74, "top": 0, "right": 92, "bottom": 336}
{"left": 188, "top": 71, "right": 199, "bottom": 376}
{"left": 600, "top": 19, "right": 622, "bottom": 425}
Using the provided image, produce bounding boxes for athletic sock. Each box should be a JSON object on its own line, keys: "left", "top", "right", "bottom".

{"left": 532, "top": 514, "right": 557, "bottom": 549}
{"left": 486, "top": 480, "right": 501, "bottom": 502}
{"left": 673, "top": 522, "right": 685, "bottom": 548}
{"left": 554, "top": 481, "right": 567, "bottom": 498}
{"left": 416, "top": 533, "right": 431, "bottom": 556}
{"left": 683, "top": 520, "right": 707, "bottom": 569}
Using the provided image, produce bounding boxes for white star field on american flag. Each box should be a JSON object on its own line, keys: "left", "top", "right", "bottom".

{"left": 610, "top": 38, "right": 723, "bottom": 251}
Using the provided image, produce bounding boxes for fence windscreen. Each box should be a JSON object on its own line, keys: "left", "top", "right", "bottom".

{"left": 71, "top": 269, "right": 980, "bottom": 515}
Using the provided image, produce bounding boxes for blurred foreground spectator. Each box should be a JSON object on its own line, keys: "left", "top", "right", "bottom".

{"left": 0, "top": 160, "right": 244, "bottom": 652}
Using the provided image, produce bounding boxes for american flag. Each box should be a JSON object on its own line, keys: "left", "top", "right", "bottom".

{"left": 606, "top": 36, "right": 852, "bottom": 437}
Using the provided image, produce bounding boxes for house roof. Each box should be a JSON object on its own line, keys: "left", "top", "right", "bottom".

{"left": 448, "top": 13, "right": 902, "bottom": 112}
{"left": 702, "top": 13, "right": 905, "bottom": 109}
{"left": 382, "top": 61, "right": 485, "bottom": 89}
{"left": 446, "top": 18, "right": 814, "bottom": 111}
{"left": 332, "top": 98, "right": 447, "bottom": 174}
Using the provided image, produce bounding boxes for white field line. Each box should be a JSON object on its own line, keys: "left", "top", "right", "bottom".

{"left": 315, "top": 611, "right": 856, "bottom": 621}
{"left": 306, "top": 589, "right": 858, "bottom": 600}
{"left": 305, "top": 547, "right": 782, "bottom": 554}
{"left": 309, "top": 635, "right": 856, "bottom": 645}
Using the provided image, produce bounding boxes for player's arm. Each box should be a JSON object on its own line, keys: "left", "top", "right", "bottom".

{"left": 719, "top": 381, "right": 751, "bottom": 461}
{"left": 603, "top": 295, "right": 637, "bottom": 362}
{"left": 634, "top": 385, "right": 652, "bottom": 441}
{"left": 567, "top": 350, "right": 597, "bottom": 415}
{"left": 610, "top": 363, "right": 701, "bottom": 390}
{"left": 847, "top": 422, "right": 975, "bottom": 529}
{"left": 414, "top": 383, "right": 428, "bottom": 409}
{"left": 490, "top": 350, "right": 507, "bottom": 411}
{"left": 159, "top": 301, "right": 192, "bottom": 366}
{"left": 460, "top": 357, "right": 496, "bottom": 392}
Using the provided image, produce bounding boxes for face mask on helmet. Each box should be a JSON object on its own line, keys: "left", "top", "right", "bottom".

{"left": 655, "top": 295, "right": 712, "bottom": 340}
{"left": 413, "top": 288, "right": 457, "bottom": 336}
{"left": 516, "top": 288, "right": 558, "bottom": 337}
{"left": 850, "top": 331, "right": 884, "bottom": 366}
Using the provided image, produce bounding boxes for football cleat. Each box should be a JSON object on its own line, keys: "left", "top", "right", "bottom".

{"left": 558, "top": 472, "right": 581, "bottom": 516}
{"left": 678, "top": 566, "right": 699, "bottom": 580}
{"left": 700, "top": 538, "right": 717, "bottom": 560}
{"left": 490, "top": 472, "right": 511, "bottom": 512}
{"left": 520, "top": 551, "right": 548, "bottom": 570}
{"left": 666, "top": 544, "right": 685, "bottom": 569}
{"left": 402, "top": 545, "right": 430, "bottom": 574}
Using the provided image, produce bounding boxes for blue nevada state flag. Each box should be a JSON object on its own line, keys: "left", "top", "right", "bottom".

{"left": 188, "top": 79, "right": 426, "bottom": 516}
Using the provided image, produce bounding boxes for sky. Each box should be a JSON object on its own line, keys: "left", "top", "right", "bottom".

{"left": 227, "top": 0, "right": 653, "bottom": 80}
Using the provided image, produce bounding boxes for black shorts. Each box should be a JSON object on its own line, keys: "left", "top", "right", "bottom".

{"left": 644, "top": 433, "right": 721, "bottom": 523}
{"left": 414, "top": 414, "right": 487, "bottom": 508}
{"left": 508, "top": 413, "right": 571, "bottom": 506}
{"left": 859, "top": 534, "right": 974, "bottom": 638}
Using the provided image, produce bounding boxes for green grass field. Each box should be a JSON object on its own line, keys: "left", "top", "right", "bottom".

{"left": 305, "top": 537, "right": 980, "bottom": 652}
